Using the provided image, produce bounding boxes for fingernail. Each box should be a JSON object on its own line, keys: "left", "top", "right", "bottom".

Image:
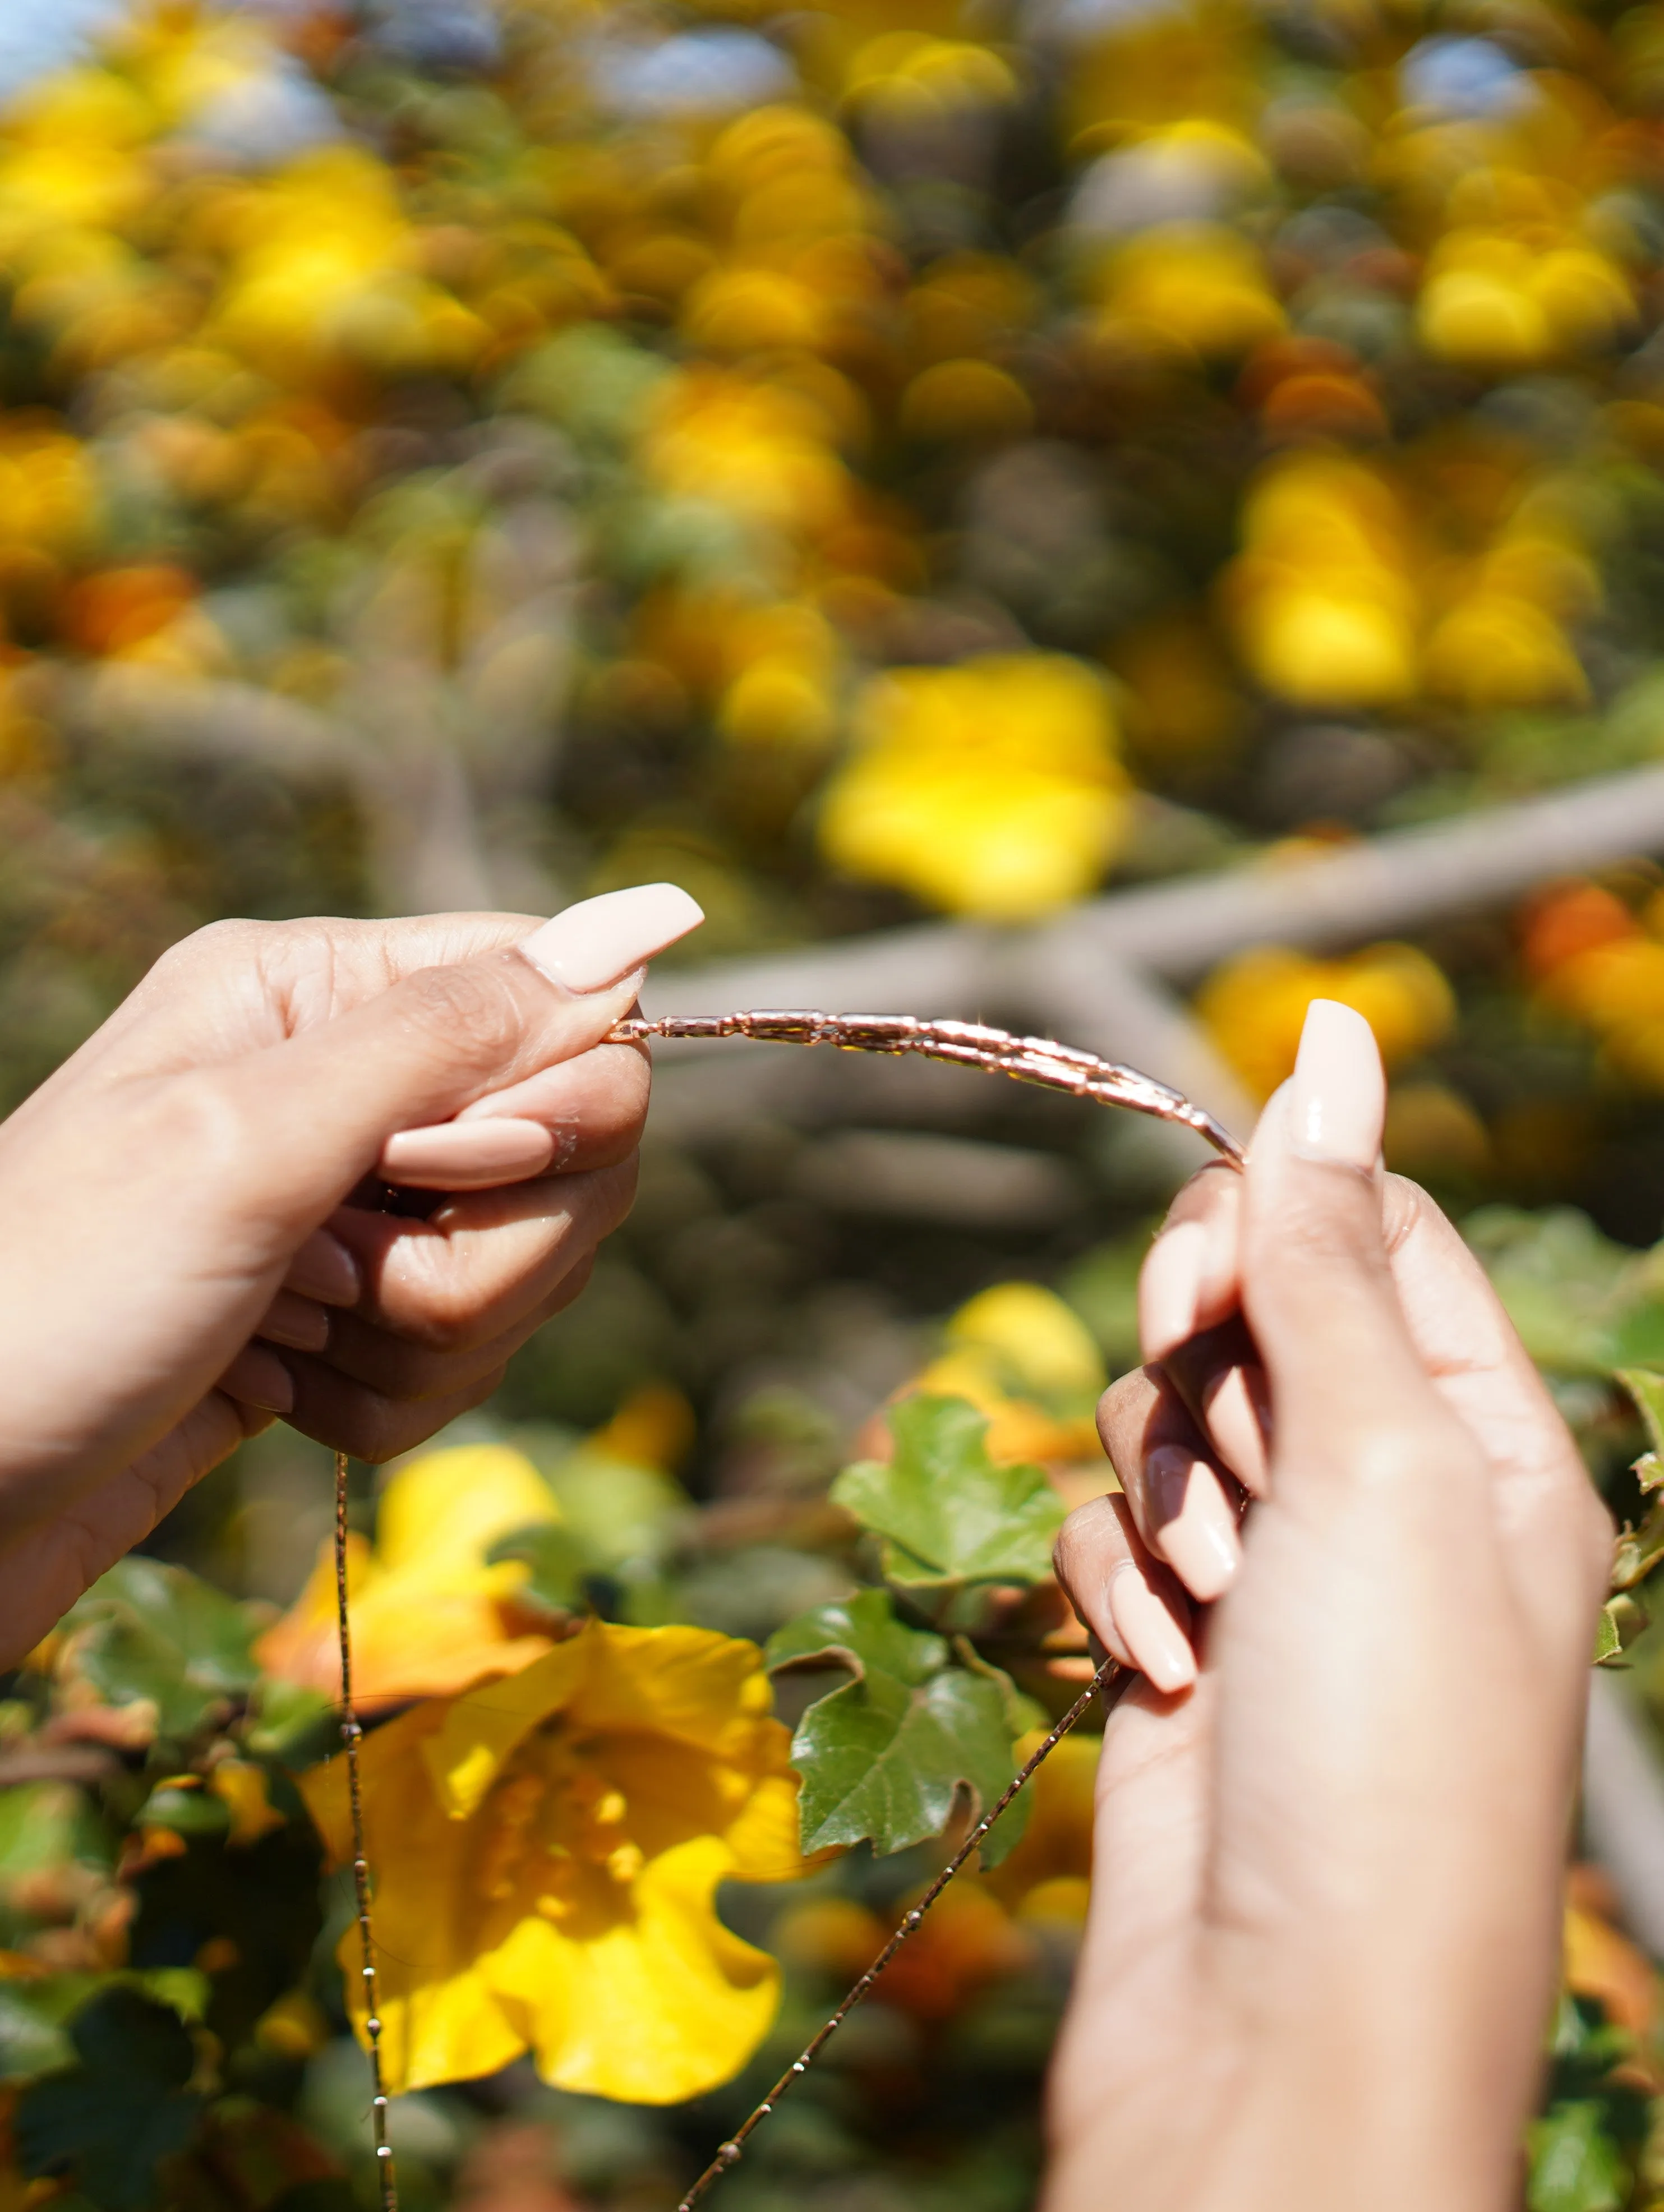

{"left": 218, "top": 1343, "right": 294, "bottom": 1416}
{"left": 1201, "top": 1365, "right": 1270, "bottom": 1495}
{"left": 1140, "top": 1219, "right": 1207, "bottom": 1361}
{"left": 285, "top": 1228, "right": 361, "bottom": 1307}
{"left": 1287, "top": 999, "right": 1385, "bottom": 1170}
{"left": 256, "top": 1291, "right": 330, "bottom": 1354}
{"left": 1106, "top": 1565, "right": 1196, "bottom": 1693}
{"left": 1146, "top": 1444, "right": 1242, "bottom": 1601}
{"left": 379, "top": 1118, "right": 556, "bottom": 1190}
{"left": 520, "top": 884, "right": 704, "bottom": 994}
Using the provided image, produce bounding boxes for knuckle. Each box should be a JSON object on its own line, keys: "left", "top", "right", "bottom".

{"left": 397, "top": 957, "right": 527, "bottom": 1070}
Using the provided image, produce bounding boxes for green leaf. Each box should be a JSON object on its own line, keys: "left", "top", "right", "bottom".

{"left": 766, "top": 1591, "right": 1030, "bottom": 1867}
{"left": 1616, "top": 1367, "right": 1664, "bottom": 1459}
{"left": 16, "top": 1987, "right": 203, "bottom": 2210}
{"left": 1593, "top": 1595, "right": 1648, "bottom": 1665}
{"left": 1526, "top": 2100, "right": 1629, "bottom": 2212}
{"left": 1466, "top": 1209, "right": 1664, "bottom": 1376}
{"left": 58, "top": 1560, "right": 260, "bottom": 1744}
{"left": 830, "top": 1398, "right": 1065, "bottom": 1593}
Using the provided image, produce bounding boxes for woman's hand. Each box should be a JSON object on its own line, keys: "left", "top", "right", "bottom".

{"left": 1047, "top": 1001, "right": 1612, "bottom": 2212}
{"left": 0, "top": 884, "right": 700, "bottom": 1661}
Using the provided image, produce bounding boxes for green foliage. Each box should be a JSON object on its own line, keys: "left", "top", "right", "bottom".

{"left": 1465, "top": 1211, "right": 1664, "bottom": 1378}
{"left": 767, "top": 1591, "right": 1032, "bottom": 1868}
{"left": 488, "top": 1439, "right": 692, "bottom": 1620}
{"left": 57, "top": 1559, "right": 261, "bottom": 1745}
{"left": 15, "top": 1987, "right": 204, "bottom": 2211}
{"left": 1525, "top": 1998, "right": 1650, "bottom": 2212}
{"left": 830, "top": 1399, "right": 1065, "bottom": 1597}
{"left": 0, "top": 1973, "right": 204, "bottom": 2085}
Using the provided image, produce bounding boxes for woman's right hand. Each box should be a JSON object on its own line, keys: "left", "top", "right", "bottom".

{"left": 1046, "top": 1001, "right": 1613, "bottom": 2212}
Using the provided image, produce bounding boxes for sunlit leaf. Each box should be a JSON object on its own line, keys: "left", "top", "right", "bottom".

{"left": 57, "top": 1560, "right": 260, "bottom": 1745}
{"left": 1526, "top": 2100, "right": 1629, "bottom": 2212}
{"left": 831, "top": 1397, "right": 1065, "bottom": 1593}
{"left": 767, "top": 1590, "right": 1030, "bottom": 1867}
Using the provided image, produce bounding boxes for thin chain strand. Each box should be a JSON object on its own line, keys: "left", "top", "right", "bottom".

{"left": 331, "top": 1019, "right": 1236, "bottom": 2211}
{"left": 674, "top": 1655, "right": 1130, "bottom": 2212}
{"left": 335, "top": 1450, "right": 398, "bottom": 2212}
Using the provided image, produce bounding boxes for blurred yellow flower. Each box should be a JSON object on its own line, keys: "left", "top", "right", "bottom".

{"left": 846, "top": 34, "right": 1020, "bottom": 120}
{"left": 946, "top": 1284, "right": 1105, "bottom": 1399}
{"left": 0, "top": 423, "right": 98, "bottom": 559}
{"left": 1226, "top": 455, "right": 1418, "bottom": 707}
{"left": 819, "top": 653, "right": 1130, "bottom": 918}
{"left": 300, "top": 1624, "right": 805, "bottom": 2100}
{"left": 1418, "top": 230, "right": 1633, "bottom": 368}
{"left": 1198, "top": 943, "right": 1455, "bottom": 1099}
{"left": 1096, "top": 225, "right": 1284, "bottom": 358}
{"left": 207, "top": 148, "right": 484, "bottom": 377}
{"left": 0, "top": 68, "right": 156, "bottom": 253}
{"left": 640, "top": 370, "right": 851, "bottom": 536}
{"left": 254, "top": 1444, "right": 560, "bottom": 1707}
{"left": 919, "top": 1282, "right": 1105, "bottom": 1465}
{"left": 983, "top": 1728, "right": 1099, "bottom": 1925}
{"left": 1422, "top": 593, "right": 1587, "bottom": 707}
{"left": 898, "top": 359, "right": 1033, "bottom": 442}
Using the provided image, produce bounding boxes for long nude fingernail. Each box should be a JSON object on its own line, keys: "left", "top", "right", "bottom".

{"left": 520, "top": 884, "right": 704, "bottom": 994}
{"left": 1202, "top": 1365, "right": 1270, "bottom": 1494}
{"left": 1287, "top": 999, "right": 1385, "bottom": 1170}
{"left": 379, "top": 1118, "right": 556, "bottom": 1190}
{"left": 285, "top": 1228, "right": 361, "bottom": 1307}
{"left": 256, "top": 1291, "right": 330, "bottom": 1354}
{"left": 1140, "top": 1219, "right": 1207, "bottom": 1361}
{"left": 218, "top": 1343, "right": 294, "bottom": 1415}
{"left": 1106, "top": 1566, "right": 1196, "bottom": 1693}
{"left": 1145, "top": 1444, "right": 1242, "bottom": 1601}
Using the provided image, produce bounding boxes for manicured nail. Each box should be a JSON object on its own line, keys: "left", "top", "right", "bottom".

{"left": 379, "top": 1118, "right": 556, "bottom": 1190}
{"left": 1140, "top": 1218, "right": 1207, "bottom": 1361}
{"left": 218, "top": 1343, "right": 294, "bottom": 1416}
{"left": 284, "top": 1228, "right": 361, "bottom": 1307}
{"left": 1287, "top": 999, "right": 1385, "bottom": 1170}
{"left": 1145, "top": 1444, "right": 1242, "bottom": 1601}
{"left": 256, "top": 1291, "right": 330, "bottom": 1354}
{"left": 1201, "top": 1365, "right": 1270, "bottom": 1495}
{"left": 1106, "top": 1565, "right": 1196, "bottom": 1693}
{"left": 520, "top": 884, "right": 704, "bottom": 994}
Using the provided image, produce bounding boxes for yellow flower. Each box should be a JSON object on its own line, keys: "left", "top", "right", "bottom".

{"left": 1418, "top": 229, "right": 1633, "bottom": 368}
{"left": 983, "top": 1729, "right": 1099, "bottom": 1927}
{"left": 1095, "top": 225, "right": 1284, "bottom": 359}
{"left": 253, "top": 1444, "right": 560, "bottom": 1707}
{"left": 299, "top": 1624, "right": 806, "bottom": 2102}
{"left": 1198, "top": 943, "right": 1455, "bottom": 1099}
{"left": 1226, "top": 455, "right": 1418, "bottom": 708}
{"left": 915, "top": 1283, "right": 1106, "bottom": 1465}
{"left": 207, "top": 148, "right": 484, "bottom": 377}
{"left": 639, "top": 369, "right": 851, "bottom": 537}
{"left": 819, "top": 653, "right": 1130, "bottom": 918}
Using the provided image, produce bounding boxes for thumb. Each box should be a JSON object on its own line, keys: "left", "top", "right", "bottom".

{"left": 1239, "top": 1000, "right": 1447, "bottom": 1492}
{"left": 217, "top": 884, "right": 702, "bottom": 1220}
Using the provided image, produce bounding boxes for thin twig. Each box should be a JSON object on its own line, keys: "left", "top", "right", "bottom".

{"left": 335, "top": 1451, "right": 397, "bottom": 2212}
{"left": 612, "top": 1012, "right": 1246, "bottom": 1166}
{"left": 674, "top": 1655, "right": 1130, "bottom": 2212}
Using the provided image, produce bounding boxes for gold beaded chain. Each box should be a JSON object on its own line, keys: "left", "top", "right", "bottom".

{"left": 330, "top": 1017, "right": 1245, "bottom": 2209}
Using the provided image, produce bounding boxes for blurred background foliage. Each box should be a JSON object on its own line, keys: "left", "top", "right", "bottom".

{"left": 13, "top": 0, "right": 1664, "bottom": 2206}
